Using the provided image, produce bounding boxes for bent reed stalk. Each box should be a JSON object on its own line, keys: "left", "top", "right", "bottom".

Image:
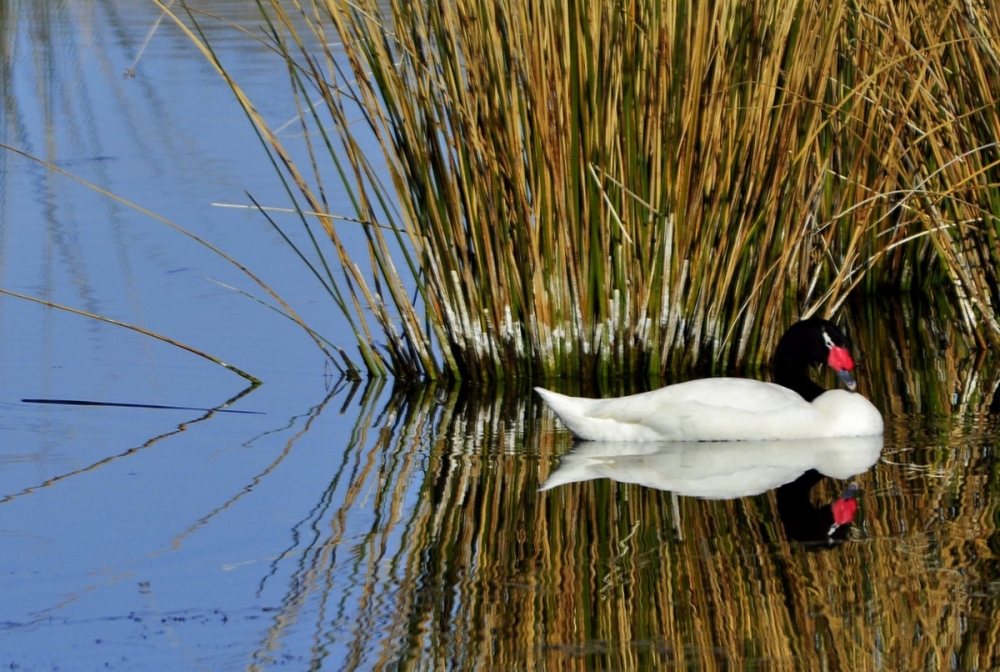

{"left": 169, "top": 0, "right": 1000, "bottom": 383}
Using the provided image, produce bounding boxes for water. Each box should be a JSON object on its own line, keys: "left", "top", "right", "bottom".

{"left": 3, "top": 2, "right": 1000, "bottom": 670}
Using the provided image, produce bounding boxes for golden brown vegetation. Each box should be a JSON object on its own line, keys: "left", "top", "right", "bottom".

{"left": 165, "top": 0, "right": 1000, "bottom": 384}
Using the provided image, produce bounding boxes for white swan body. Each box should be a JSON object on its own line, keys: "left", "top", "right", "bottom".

{"left": 536, "top": 319, "right": 883, "bottom": 442}
{"left": 535, "top": 379, "right": 884, "bottom": 442}
{"left": 538, "top": 435, "right": 883, "bottom": 497}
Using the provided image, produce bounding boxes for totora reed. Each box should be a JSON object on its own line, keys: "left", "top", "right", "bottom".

{"left": 164, "top": 0, "right": 1000, "bottom": 383}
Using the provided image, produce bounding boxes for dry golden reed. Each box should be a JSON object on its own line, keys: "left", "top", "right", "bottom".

{"left": 166, "top": 0, "right": 1000, "bottom": 382}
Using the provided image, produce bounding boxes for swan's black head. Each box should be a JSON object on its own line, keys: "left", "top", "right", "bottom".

{"left": 772, "top": 318, "right": 856, "bottom": 402}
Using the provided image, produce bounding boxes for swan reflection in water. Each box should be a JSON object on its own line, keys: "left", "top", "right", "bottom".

{"left": 540, "top": 435, "right": 882, "bottom": 547}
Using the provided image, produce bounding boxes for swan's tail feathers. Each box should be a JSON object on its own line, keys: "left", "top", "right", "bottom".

{"left": 534, "top": 386, "right": 565, "bottom": 408}
{"left": 534, "top": 387, "right": 588, "bottom": 439}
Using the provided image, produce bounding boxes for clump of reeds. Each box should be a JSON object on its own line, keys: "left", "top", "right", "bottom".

{"left": 166, "top": 0, "right": 1000, "bottom": 383}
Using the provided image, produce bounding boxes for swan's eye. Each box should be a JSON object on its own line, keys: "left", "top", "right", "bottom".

{"left": 822, "top": 330, "right": 835, "bottom": 350}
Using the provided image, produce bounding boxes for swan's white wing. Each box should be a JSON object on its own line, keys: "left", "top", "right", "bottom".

{"left": 536, "top": 380, "right": 823, "bottom": 441}
{"left": 585, "top": 378, "right": 808, "bottom": 419}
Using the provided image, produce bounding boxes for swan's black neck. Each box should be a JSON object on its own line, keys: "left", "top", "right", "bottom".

{"left": 771, "top": 319, "right": 842, "bottom": 402}
{"left": 772, "top": 361, "right": 825, "bottom": 402}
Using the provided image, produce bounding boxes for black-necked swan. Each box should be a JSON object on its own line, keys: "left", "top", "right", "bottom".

{"left": 535, "top": 318, "right": 884, "bottom": 442}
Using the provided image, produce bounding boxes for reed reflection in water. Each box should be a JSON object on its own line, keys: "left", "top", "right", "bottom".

{"left": 253, "top": 300, "right": 1000, "bottom": 671}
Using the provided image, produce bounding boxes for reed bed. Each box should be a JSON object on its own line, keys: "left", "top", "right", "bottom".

{"left": 253, "top": 304, "right": 1000, "bottom": 670}
{"left": 166, "top": 0, "right": 1000, "bottom": 383}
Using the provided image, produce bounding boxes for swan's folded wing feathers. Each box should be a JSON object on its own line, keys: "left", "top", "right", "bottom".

{"left": 534, "top": 380, "right": 881, "bottom": 442}
{"left": 574, "top": 382, "right": 811, "bottom": 441}
{"left": 586, "top": 379, "right": 808, "bottom": 419}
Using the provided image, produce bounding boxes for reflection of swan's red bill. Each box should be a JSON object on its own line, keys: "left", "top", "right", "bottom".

{"left": 831, "top": 483, "right": 860, "bottom": 526}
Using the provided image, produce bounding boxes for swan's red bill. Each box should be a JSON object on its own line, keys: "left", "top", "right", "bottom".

{"left": 828, "top": 345, "right": 857, "bottom": 390}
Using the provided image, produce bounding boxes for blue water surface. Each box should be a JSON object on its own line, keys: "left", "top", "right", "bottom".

{"left": 1, "top": 2, "right": 396, "bottom": 668}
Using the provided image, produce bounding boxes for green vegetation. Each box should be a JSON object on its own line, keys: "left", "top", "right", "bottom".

{"left": 165, "top": 0, "right": 1000, "bottom": 383}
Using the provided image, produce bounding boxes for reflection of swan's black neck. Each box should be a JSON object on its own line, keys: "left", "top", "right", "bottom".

{"left": 777, "top": 470, "right": 857, "bottom": 547}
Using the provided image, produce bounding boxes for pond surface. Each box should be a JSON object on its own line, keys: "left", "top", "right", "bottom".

{"left": 3, "top": 2, "right": 1000, "bottom": 670}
